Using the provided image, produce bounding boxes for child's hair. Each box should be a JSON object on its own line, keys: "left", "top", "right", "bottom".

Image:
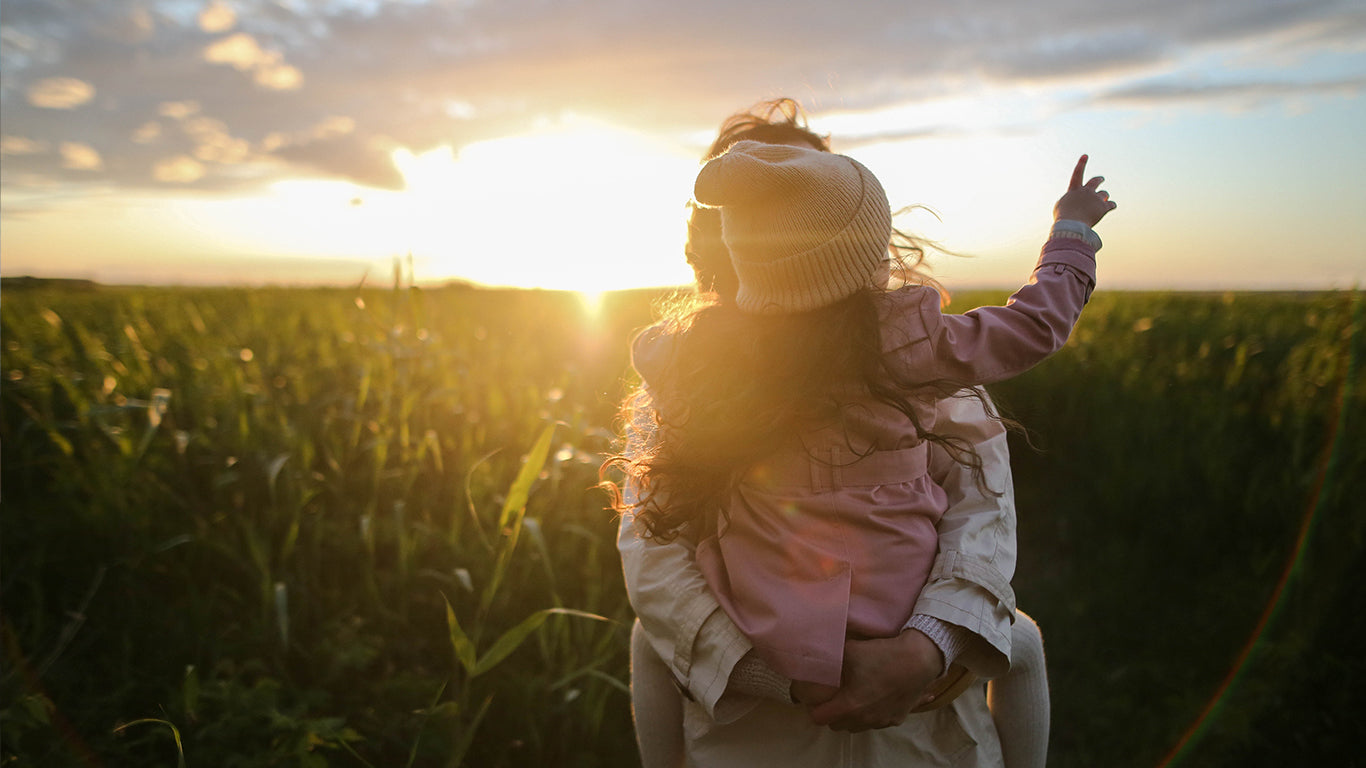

{"left": 606, "top": 285, "right": 994, "bottom": 542}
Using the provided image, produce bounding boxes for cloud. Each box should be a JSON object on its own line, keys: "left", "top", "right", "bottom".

{"left": 203, "top": 32, "right": 303, "bottom": 90}
{"left": 1, "top": 135, "right": 47, "bottom": 154}
{"left": 26, "top": 76, "right": 95, "bottom": 109}
{"left": 198, "top": 0, "right": 237, "bottom": 33}
{"left": 272, "top": 134, "right": 405, "bottom": 190}
{"left": 254, "top": 61, "right": 303, "bottom": 90}
{"left": 310, "top": 116, "right": 355, "bottom": 140}
{"left": 59, "top": 142, "right": 102, "bottom": 170}
{"left": 976, "top": 28, "right": 1173, "bottom": 82}
{"left": 1, "top": 0, "right": 1362, "bottom": 205}
{"left": 1095, "top": 75, "right": 1366, "bottom": 108}
{"left": 159, "top": 101, "right": 201, "bottom": 120}
{"left": 189, "top": 124, "right": 252, "bottom": 164}
{"left": 131, "top": 121, "right": 162, "bottom": 143}
{"left": 153, "top": 155, "right": 206, "bottom": 183}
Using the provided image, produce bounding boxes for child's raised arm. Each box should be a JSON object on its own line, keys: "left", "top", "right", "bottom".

{"left": 880, "top": 154, "right": 1118, "bottom": 388}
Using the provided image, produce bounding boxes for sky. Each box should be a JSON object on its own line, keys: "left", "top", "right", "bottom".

{"left": 1, "top": 0, "right": 1364, "bottom": 292}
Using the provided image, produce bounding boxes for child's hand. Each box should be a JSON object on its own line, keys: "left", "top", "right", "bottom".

{"left": 791, "top": 680, "right": 840, "bottom": 708}
{"left": 1053, "top": 154, "right": 1117, "bottom": 227}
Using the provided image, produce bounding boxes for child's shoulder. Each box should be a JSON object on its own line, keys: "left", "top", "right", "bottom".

{"left": 872, "top": 284, "right": 949, "bottom": 356}
{"left": 876, "top": 284, "right": 944, "bottom": 328}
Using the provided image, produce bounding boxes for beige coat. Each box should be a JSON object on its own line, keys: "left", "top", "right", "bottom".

{"left": 618, "top": 394, "right": 1019, "bottom": 767}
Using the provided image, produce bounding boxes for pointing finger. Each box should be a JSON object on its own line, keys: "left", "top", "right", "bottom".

{"left": 1069, "top": 154, "right": 1088, "bottom": 190}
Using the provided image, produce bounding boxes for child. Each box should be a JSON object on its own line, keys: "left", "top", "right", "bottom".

{"left": 621, "top": 140, "right": 1113, "bottom": 766}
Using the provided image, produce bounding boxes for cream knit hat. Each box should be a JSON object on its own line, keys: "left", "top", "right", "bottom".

{"left": 693, "top": 139, "right": 892, "bottom": 315}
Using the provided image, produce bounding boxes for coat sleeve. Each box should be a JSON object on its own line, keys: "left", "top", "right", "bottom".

{"left": 914, "top": 390, "right": 1019, "bottom": 678}
{"left": 885, "top": 238, "right": 1097, "bottom": 386}
{"left": 616, "top": 381, "right": 756, "bottom": 720}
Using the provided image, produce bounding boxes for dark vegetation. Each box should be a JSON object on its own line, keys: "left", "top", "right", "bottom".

{"left": 2, "top": 284, "right": 1361, "bottom": 766}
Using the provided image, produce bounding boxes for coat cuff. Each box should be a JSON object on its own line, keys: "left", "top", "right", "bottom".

{"left": 911, "top": 550, "right": 1017, "bottom": 679}
{"left": 1050, "top": 219, "right": 1102, "bottom": 250}
{"left": 1037, "top": 238, "right": 1098, "bottom": 303}
{"left": 689, "top": 608, "right": 756, "bottom": 721}
{"left": 905, "top": 614, "right": 974, "bottom": 676}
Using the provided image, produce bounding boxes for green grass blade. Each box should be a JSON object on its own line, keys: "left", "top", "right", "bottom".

{"left": 447, "top": 695, "right": 493, "bottom": 768}
{"left": 405, "top": 680, "right": 449, "bottom": 768}
{"left": 113, "top": 718, "right": 187, "bottom": 768}
{"left": 461, "top": 450, "right": 499, "bottom": 554}
{"left": 495, "top": 422, "right": 556, "bottom": 533}
{"left": 471, "top": 608, "right": 610, "bottom": 678}
{"left": 442, "top": 594, "right": 476, "bottom": 675}
{"left": 479, "top": 422, "right": 556, "bottom": 615}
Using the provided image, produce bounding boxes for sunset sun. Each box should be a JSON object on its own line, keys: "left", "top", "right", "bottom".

{"left": 390, "top": 117, "right": 699, "bottom": 291}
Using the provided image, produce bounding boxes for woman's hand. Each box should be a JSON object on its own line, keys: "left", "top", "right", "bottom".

{"left": 790, "top": 680, "right": 840, "bottom": 708}
{"left": 805, "top": 629, "right": 945, "bottom": 732}
{"left": 1054, "top": 154, "right": 1117, "bottom": 227}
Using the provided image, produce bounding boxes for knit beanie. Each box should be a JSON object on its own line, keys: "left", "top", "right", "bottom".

{"left": 693, "top": 139, "right": 892, "bottom": 315}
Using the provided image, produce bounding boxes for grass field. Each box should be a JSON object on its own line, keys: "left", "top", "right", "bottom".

{"left": 2, "top": 282, "right": 1362, "bottom": 767}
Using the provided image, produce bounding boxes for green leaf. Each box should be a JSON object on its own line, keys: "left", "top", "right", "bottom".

{"left": 265, "top": 452, "right": 291, "bottom": 498}
{"left": 45, "top": 427, "right": 74, "bottom": 457}
{"left": 480, "top": 422, "right": 556, "bottom": 614}
{"left": 182, "top": 665, "right": 199, "bottom": 721}
{"left": 496, "top": 422, "right": 556, "bottom": 532}
{"left": 442, "top": 593, "right": 476, "bottom": 675}
{"left": 472, "top": 608, "right": 610, "bottom": 678}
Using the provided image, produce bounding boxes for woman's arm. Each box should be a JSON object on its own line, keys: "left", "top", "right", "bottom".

{"left": 912, "top": 389, "right": 1018, "bottom": 678}
{"left": 616, "top": 399, "right": 757, "bottom": 721}
{"left": 618, "top": 388, "right": 1019, "bottom": 721}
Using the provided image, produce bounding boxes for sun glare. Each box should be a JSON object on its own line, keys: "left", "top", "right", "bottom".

{"left": 149, "top": 116, "right": 701, "bottom": 290}
{"left": 576, "top": 289, "right": 606, "bottom": 316}
{"left": 391, "top": 116, "right": 699, "bottom": 291}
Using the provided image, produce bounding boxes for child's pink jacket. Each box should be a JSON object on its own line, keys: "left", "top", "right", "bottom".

{"left": 631, "top": 238, "right": 1096, "bottom": 687}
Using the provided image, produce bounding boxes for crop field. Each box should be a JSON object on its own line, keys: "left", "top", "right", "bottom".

{"left": 2, "top": 283, "right": 1362, "bottom": 767}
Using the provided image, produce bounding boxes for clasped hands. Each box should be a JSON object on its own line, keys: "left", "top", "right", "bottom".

{"left": 789, "top": 628, "right": 946, "bottom": 733}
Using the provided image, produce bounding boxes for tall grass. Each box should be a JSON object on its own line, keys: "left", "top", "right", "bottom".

{"left": 2, "top": 282, "right": 654, "bottom": 766}
{"left": 2, "top": 284, "right": 1362, "bottom": 766}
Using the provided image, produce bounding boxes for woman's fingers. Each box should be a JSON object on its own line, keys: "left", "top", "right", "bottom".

{"left": 1085, "top": 175, "right": 1104, "bottom": 190}
{"left": 1069, "top": 154, "right": 1088, "bottom": 190}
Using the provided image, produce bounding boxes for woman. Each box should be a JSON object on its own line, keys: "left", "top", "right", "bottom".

{"left": 616, "top": 99, "right": 1048, "bottom": 767}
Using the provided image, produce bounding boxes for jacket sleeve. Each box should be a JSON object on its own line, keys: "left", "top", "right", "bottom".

{"left": 885, "top": 238, "right": 1097, "bottom": 386}
{"left": 914, "top": 390, "right": 1018, "bottom": 678}
{"left": 616, "top": 392, "right": 756, "bottom": 720}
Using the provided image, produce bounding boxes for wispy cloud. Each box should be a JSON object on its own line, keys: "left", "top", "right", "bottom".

{"left": 26, "top": 76, "right": 95, "bottom": 109}
{"left": 1095, "top": 75, "right": 1366, "bottom": 108}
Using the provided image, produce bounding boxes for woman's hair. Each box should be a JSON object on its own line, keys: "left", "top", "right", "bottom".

{"left": 603, "top": 99, "right": 994, "bottom": 542}
{"left": 685, "top": 99, "right": 830, "bottom": 299}
{"left": 609, "top": 288, "right": 993, "bottom": 542}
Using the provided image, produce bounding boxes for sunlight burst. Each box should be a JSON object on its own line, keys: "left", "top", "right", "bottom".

{"left": 392, "top": 116, "right": 699, "bottom": 291}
